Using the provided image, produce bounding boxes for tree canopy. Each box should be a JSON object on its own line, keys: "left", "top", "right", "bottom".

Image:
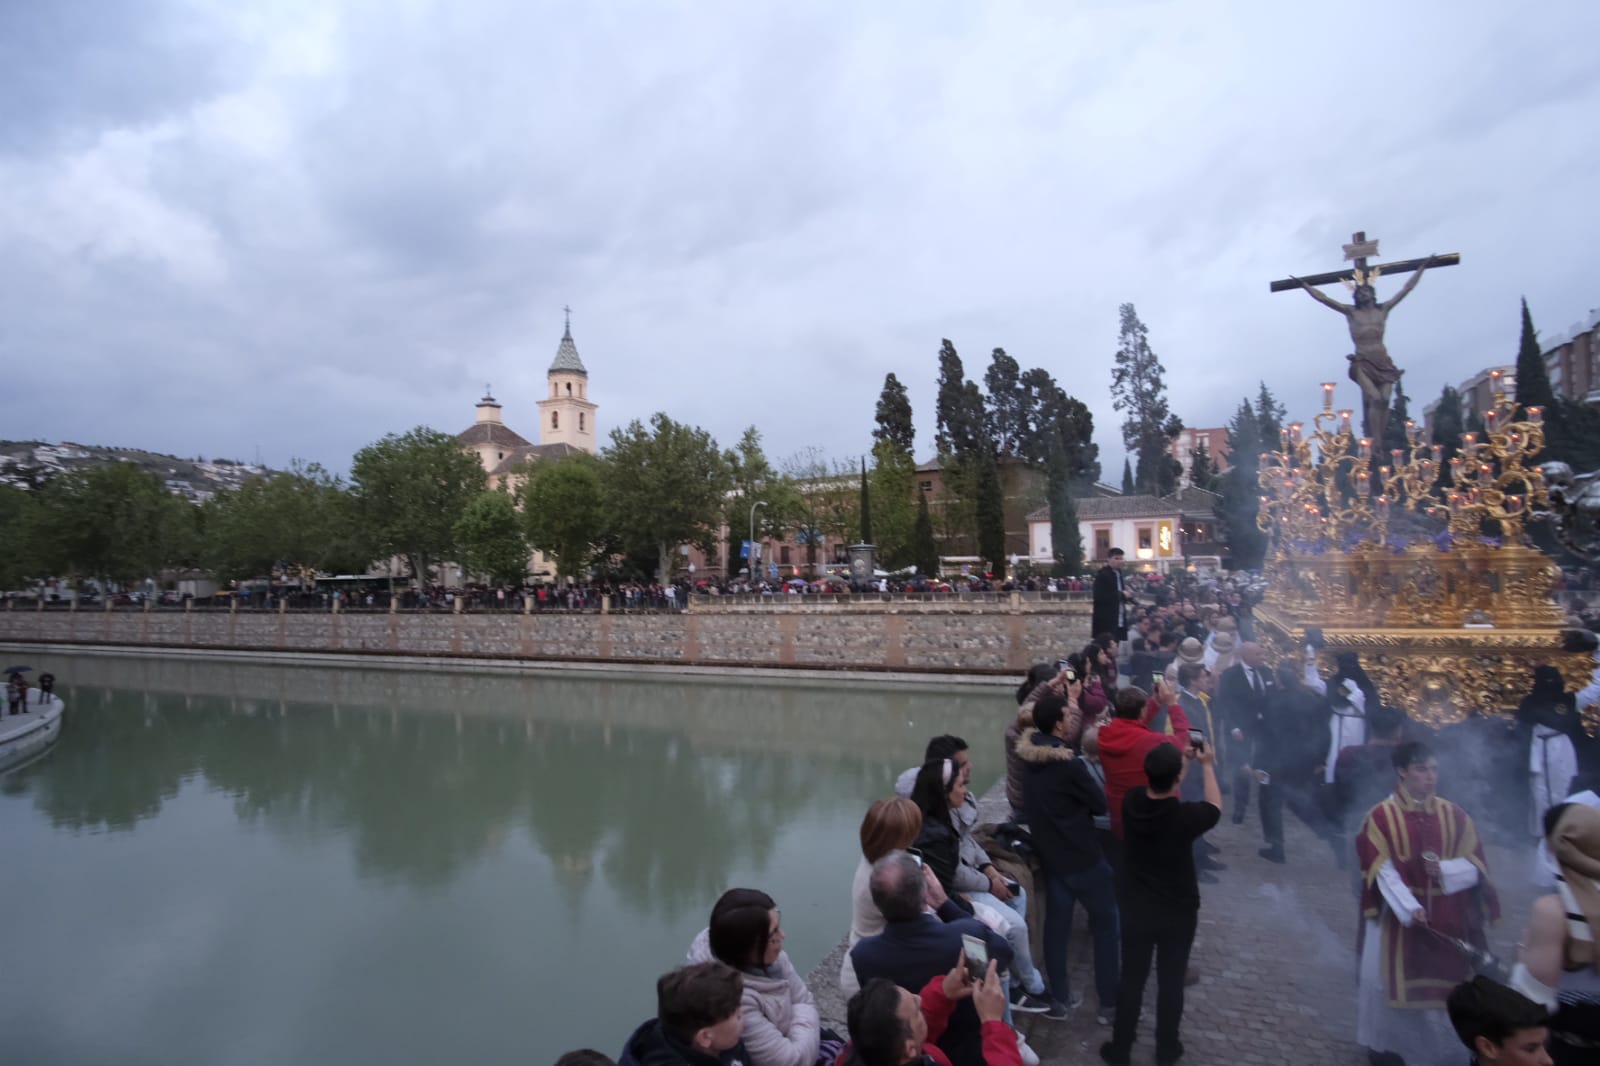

{"left": 604, "top": 413, "right": 732, "bottom": 580}
{"left": 351, "top": 427, "right": 488, "bottom": 587}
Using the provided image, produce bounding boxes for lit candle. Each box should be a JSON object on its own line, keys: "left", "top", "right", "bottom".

{"left": 1355, "top": 469, "right": 1371, "bottom": 493}
{"left": 1338, "top": 409, "right": 1353, "bottom": 431}
{"left": 1484, "top": 409, "right": 1498, "bottom": 430}
{"left": 1359, "top": 437, "right": 1372, "bottom": 459}
{"left": 1490, "top": 369, "right": 1504, "bottom": 399}
{"left": 1461, "top": 432, "right": 1478, "bottom": 448}
{"left": 1322, "top": 382, "right": 1337, "bottom": 409}
{"left": 1391, "top": 449, "right": 1405, "bottom": 467}
{"left": 1528, "top": 406, "right": 1544, "bottom": 424}
{"left": 1431, "top": 445, "right": 1444, "bottom": 464}
{"left": 1290, "top": 422, "right": 1304, "bottom": 443}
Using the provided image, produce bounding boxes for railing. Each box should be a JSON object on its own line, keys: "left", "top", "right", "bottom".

{"left": 694, "top": 590, "right": 1091, "bottom": 606}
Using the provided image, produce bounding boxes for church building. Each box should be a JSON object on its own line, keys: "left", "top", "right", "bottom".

{"left": 456, "top": 314, "right": 599, "bottom": 490}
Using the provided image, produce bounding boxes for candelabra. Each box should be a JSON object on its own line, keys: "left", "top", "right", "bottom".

{"left": 1256, "top": 371, "right": 1548, "bottom": 548}
{"left": 1249, "top": 374, "right": 1586, "bottom": 728}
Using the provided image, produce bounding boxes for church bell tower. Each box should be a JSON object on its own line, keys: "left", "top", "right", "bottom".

{"left": 536, "top": 307, "right": 598, "bottom": 454}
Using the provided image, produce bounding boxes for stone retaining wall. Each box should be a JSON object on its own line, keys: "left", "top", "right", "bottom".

{"left": 0, "top": 598, "right": 1091, "bottom": 674}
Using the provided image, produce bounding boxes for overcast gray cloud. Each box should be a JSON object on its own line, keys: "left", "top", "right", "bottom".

{"left": 2, "top": 0, "right": 1598, "bottom": 477}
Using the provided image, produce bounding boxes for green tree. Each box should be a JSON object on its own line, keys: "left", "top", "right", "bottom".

{"left": 1121, "top": 458, "right": 1135, "bottom": 495}
{"left": 350, "top": 427, "right": 487, "bottom": 587}
{"left": 983, "top": 348, "right": 1025, "bottom": 456}
{"left": 1255, "top": 382, "right": 1286, "bottom": 444}
{"left": 31, "top": 463, "right": 196, "bottom": 587}
{"left": 722, "top": 426, "right": 800, "bottom": 576}
{"left": 1111, "top": 303, "right": 1183, "bottom": 496}
{"left": 1515, "top": 297, "right": 1556, "bottom": 410}
{"left": 453, "top": 490, "right": 528, "bottom": 586}
{"left": 203, "top": 464, "right": 368, "bottom": 583}
{"left": 974, "top": 450, "right": 1006, "bottom": 578}
{"left": 1017, "top": 367, "right": 1101, "bottom": 490}
{"left": 1430, "top": 386, "right": 1465, "bottom": 487}
{"left": 1218, "top": 399, "right": 1269, "bottom": 569}
{"left": 0, "top": 483, "right": 37, "bottom": 588}
{"left": 934, "top": 340, "right": 985, "bottom": 458}
{"left": 1046, "top": 447, "right": 1084, "bottom": 575}
{"left": 869, "top": 441, "right": 917, "bottom": 569}
{"left": 1189, "top": 439, "right": 1215, "bottom": 491}
{"left": 782, "top": 448, "right": 860, "bottom": 572}
{"left": 913, "top": 488, "right": 939, "bottom": 578}
{"left": 872, "top": 373, "right": 916, "bottom": 456}
{"left": 518, "top": 451, "right": 611, "bottom": 580}
{"left": 1382, "top": 380, "right": 1414, "bottom": 458}
{"left": 604, "top": 413, "right": 732, "bottom": 580}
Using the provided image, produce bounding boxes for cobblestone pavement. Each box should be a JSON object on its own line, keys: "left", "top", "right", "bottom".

{"left": 1013, "top": 806, "right": 1540, "bottom": 1065}
{"left": 814, "top": 783, "right": 1543, "bottom": 1066}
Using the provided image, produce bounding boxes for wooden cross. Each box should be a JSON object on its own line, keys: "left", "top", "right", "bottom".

{"left": 1268, "top": 231, "right": 1460, "bottom": 292}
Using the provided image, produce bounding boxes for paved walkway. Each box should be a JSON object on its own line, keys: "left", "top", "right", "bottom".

{"left": 816, "top": 783, "right": 1542, "bottom": 1065}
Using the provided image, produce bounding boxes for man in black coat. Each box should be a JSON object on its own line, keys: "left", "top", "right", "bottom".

{"left": 1092, "top": 548, "right": 1132, "bottom": 641}
{"left": 1254, "top": 661, "right": 1333, "bottom": 864}
{"left": 848, "top": 852, "right": 1014, "bottom": 1066}
{"left": 1019, "top": 694, "right": 1119, "bottom": 1023}
{"left": 1214, "top": 642, "right": 1273, "bottom": 824}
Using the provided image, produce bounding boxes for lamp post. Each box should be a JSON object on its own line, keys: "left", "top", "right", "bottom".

{"left": 749, "top": 500, "right": 768, "bottom": 586}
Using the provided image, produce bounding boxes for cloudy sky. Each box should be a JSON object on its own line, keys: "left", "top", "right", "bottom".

{"left": 3, "top": 0, "right": 1598, "bottom": 478}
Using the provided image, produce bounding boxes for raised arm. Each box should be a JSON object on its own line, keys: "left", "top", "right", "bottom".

{"left": 1381, "top": 256, "right": 1434, "bottom": 311}
{"left": 1293, "top": 276, "right": 1351, "bottom": 315}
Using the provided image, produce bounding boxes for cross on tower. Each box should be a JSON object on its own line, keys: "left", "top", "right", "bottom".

{"left": 563, "top": 304, "right": 572, "bottom": 331}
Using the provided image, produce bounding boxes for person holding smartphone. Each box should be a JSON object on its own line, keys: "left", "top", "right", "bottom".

{"left": 1099, "top": 730, "right": 1221, "bottom": 1066}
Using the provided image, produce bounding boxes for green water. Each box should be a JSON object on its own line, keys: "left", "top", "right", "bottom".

{"left": 0, "top": 653, "right": 1007, "bottom": 1065}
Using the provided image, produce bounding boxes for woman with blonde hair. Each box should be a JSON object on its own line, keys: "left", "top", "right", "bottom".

{"left": 838, "top": 797, "right": 924, "bottom": 995}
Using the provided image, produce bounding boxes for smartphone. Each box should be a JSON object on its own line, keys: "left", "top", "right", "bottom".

{"left": 1149, "top": 674, "right": 1161, "bottom": 691}
{"left": 960, "top": 933, "right": 988, "bottom": 982}
{"left": 1004, "top": 879, "right": 1021, "bottom": 895}
{"left": 1188, "top": 728, "right": 1205, "bottom": 747}
{"left": 906, "top": 847, "right": 923, "bottom": 867}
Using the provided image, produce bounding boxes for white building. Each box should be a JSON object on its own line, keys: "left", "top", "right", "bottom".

{"left": 1026, "top": 487, "right": 1223, "bottom": 574}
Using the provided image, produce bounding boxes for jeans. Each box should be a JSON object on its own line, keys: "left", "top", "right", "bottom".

{"left": 1109, "top": 904, "right": 1198, "bottom": 1059}
{"left": 1042, "top": 860, "right": 1120, "bottom": 1009}
{"left": 968, "top": 888, "right": 1045, "bottom": 997}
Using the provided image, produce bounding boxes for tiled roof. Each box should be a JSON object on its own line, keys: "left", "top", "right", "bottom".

{"left": 490, "top": 442, "right": 583, "bottom": 475}
{"left": 456, "top": 423, "right": 532, "bottom": 449}
{"left": 1026, "top": 487, "right": 1219, "bottom": 522}
{"left": 549, "top": 326, "right": 587, "bottom": 375}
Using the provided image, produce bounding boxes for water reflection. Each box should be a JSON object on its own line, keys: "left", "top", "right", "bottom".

{"left": 8, "top": 654, "right": 1000, "bottom": 911}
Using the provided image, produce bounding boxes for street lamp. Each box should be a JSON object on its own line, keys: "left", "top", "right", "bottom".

{"left": 749, "top": 500, "right": 768, "bottom": 586}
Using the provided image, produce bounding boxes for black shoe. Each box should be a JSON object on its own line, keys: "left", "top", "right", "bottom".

{"left": 1098, "top": 1042, "right": 1132, "bottom": 1066}
{"left": 1156, "top": 1040, "right": 1185, "bottom": 1066}
{"left": 1010, "top": 989, "right": 1053, "bottom": 1014}
{"left": 1198, "top": 870, "right": 1220, "bottom": 884}
{"left": 1258, "top": 846, "right": 1287, "bottom": 864}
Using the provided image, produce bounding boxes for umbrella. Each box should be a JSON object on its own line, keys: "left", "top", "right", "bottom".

{"left": 4, "top": 665, "right": 32, "bottom": 674}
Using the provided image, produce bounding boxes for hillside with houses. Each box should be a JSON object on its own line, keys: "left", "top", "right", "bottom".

{"left": 0, "top": 440, "right": 273, "bottom": 504}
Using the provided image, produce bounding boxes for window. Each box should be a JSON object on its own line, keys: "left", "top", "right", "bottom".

{"left": 779, "top": 546, "right": 791, "bottom": 565}
{"left": 1094, "top": 528, "right": 1111, "bottom": 559}
{"left": 551, "top": 412, "right": 559, "bottom": 430}
{"left": 579, "top": 413, "right": 585, "bottom": 432}
{"left": 566, "top": 382, "right": 572, "bottom": 396}
{"left": 920, "top": 480, "right": 934, "bottom": 492}
{"left": 1138, "top": 526, "right": 1153, "bottom": 551}
{"left": 497, "top": 451, "right": 504, "bottom": 461}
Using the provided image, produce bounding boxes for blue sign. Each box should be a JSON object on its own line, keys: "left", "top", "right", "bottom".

{"left": 768, "top": 563, "right": 780, "bottom": 580}
{"left": 740, "top": 540, "right": 752, "bottom": 559}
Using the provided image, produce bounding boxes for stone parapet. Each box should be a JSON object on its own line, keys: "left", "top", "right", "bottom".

{"left": 0, "top": 600, "right": 1091, "bottom": 676}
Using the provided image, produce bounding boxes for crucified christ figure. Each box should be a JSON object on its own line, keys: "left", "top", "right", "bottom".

{"left": 1289, "top": 255, "right": 1437, "bottom": 443}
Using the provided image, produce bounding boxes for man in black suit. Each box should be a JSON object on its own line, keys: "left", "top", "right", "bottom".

{"left": 1214, "top": 642, "right": 1273, "bottom": 825}
{"left": 1092, "top": 548, "right": 1132, "bottom": 641}
{"left": 848, "top": 852, "right": 1015, "bottom": 1066}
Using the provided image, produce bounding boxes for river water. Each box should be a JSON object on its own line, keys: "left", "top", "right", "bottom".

{"left": 0, "top": 653, "right": 1005, "bottom": 1065}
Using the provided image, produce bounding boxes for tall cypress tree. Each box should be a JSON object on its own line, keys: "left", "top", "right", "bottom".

{"left": 1047, "top": 446, "right": 1084, "bottom": 575}
{"left": 974, "top": 450, "right": 1006, "bottom": 578}
{"left": 1111, "top": 303, "right": 1183, "bottom": 495}
{"left": 873, "top": 373, "right": 917, "bottom": 455}
{"left": 1515, "top": 298, "right": 1556, "bottom": 410}
{"left": 1431, "top": 386, "right": 1465, "bottom": 487}
{"left": 913, "top": 488, "right": 939, "bottom": 578}
{"left": 1189, "top": 439, "right": 1215, "bottom": 491}
{"left": 1121, "top": 458, "right": 1135, "bottom": 495}
{"left": 1218, "top": 399, "right": 1268, "bottom": 569}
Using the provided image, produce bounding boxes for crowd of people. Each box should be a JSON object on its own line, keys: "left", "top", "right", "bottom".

{"left": 544, "top": 546, "right": 1598, "bottom": 1066}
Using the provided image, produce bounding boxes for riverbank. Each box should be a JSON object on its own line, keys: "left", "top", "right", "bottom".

{"left": 0, "top": 596, "right": 1090, "bottom": 677}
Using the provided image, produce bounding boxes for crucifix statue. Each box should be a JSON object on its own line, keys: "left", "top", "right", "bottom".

{"left": 1270, "top": 232, "right": 1459, "bottom": 444}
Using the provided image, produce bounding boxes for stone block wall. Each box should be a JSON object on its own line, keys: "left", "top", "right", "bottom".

{"left": 0, "top": 598, "right": 1093, "bottom": 675}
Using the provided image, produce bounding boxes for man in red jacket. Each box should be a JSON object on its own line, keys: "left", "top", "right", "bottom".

{"left": 838, "top": 956, "right": 1019, "bottom": 1066}
{"left": 1097, "top": 683, "right": 1189, "bottom": 838}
